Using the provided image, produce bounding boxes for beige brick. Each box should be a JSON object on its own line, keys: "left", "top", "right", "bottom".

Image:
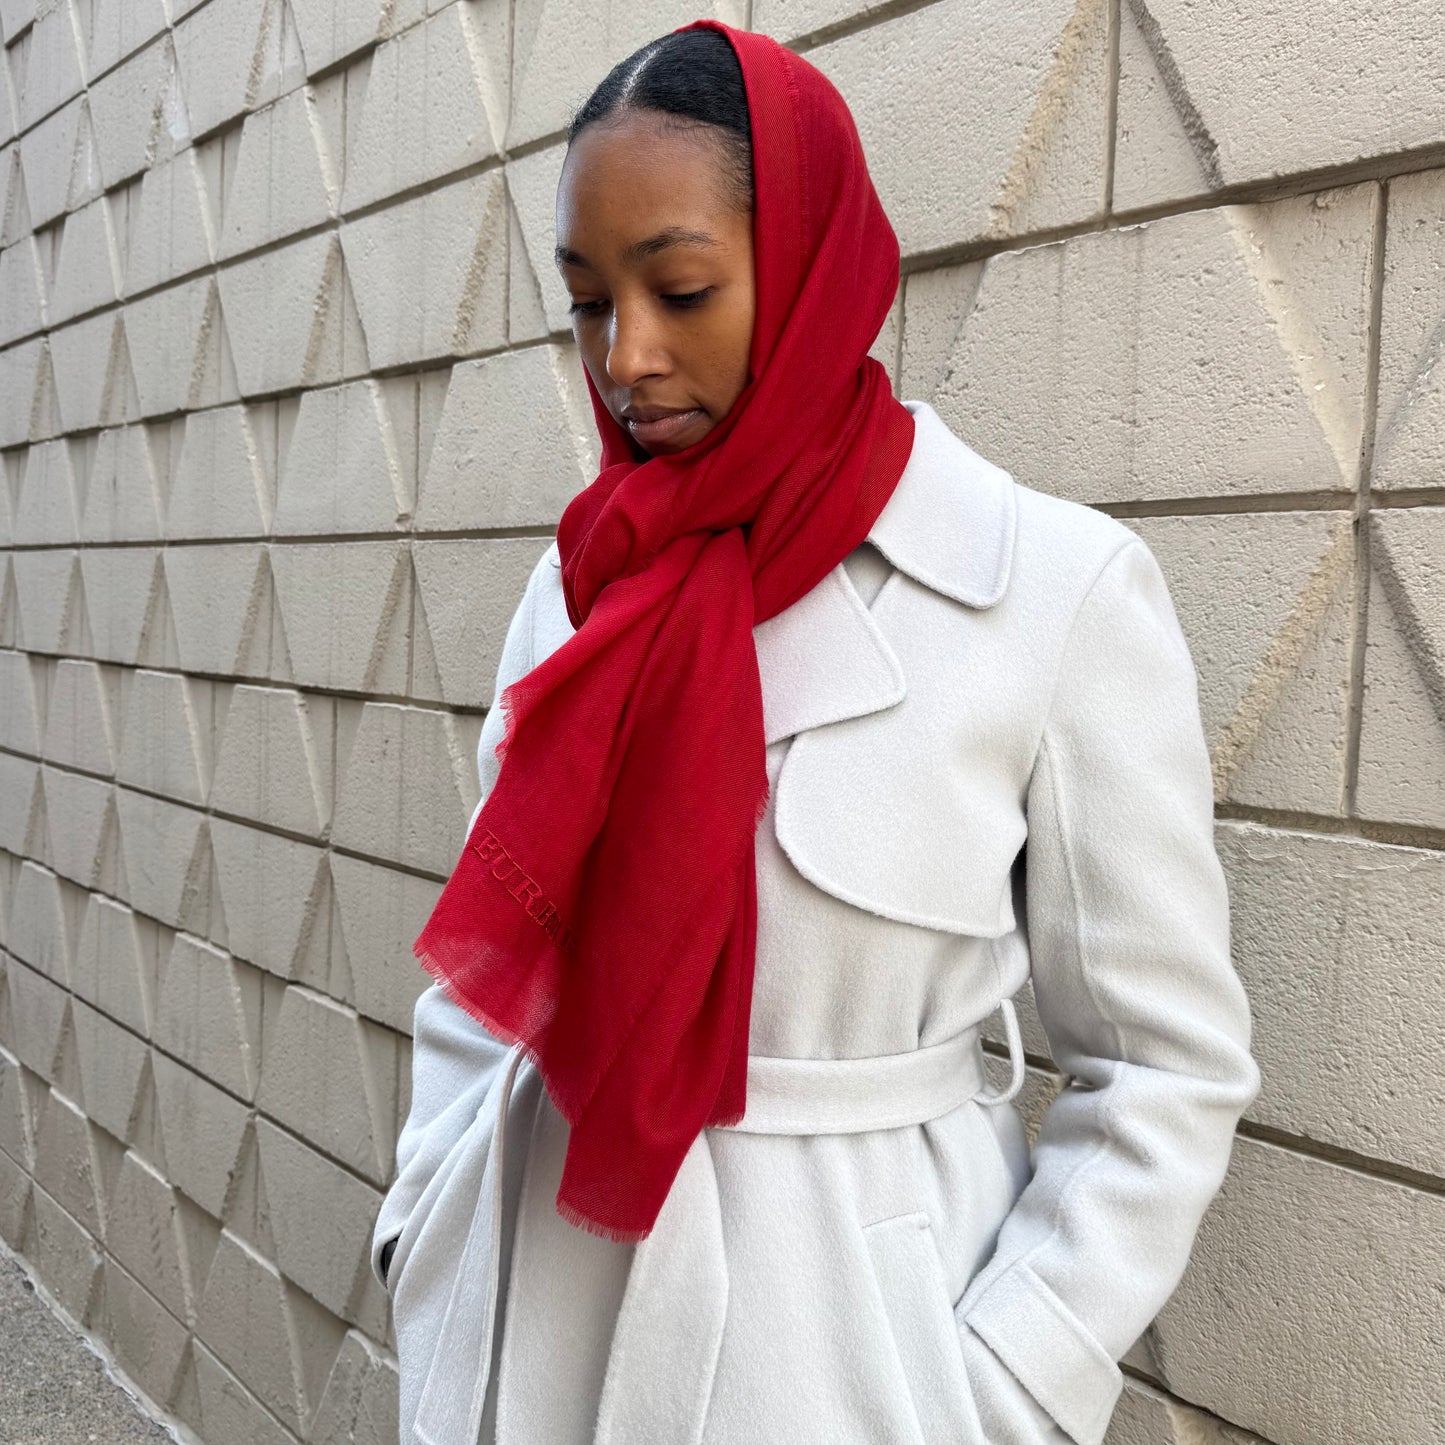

{"left": 47, "top": 309, "right": 140, "bottom": 434}
{"left": 505, "top": 141, "right": 568, "bottom": 342}
{"left": 163, "top": 544, "right": 271, "bottom": 677}
{"left": 308, "top": 1328, "right": 398, "bottom": 1445}
{"left": 256, "top": 984, "right": 398, "bottom": 1182}
{"left": 255, "top": 1118, "right": 384, "bottom": 1326}
{"left": 101, "top": 1255, "right": 189, "bottom": 1412}
{"left": 87, "top": 0, "right": 170, "bottom": 78}
{"left": 1357, "top": 509, "right": 1445, "bottom": 830}
{"left": 49, "top": 195, "right": 122, "bottom": 325}
{"left": 113, "top": 788, "right": 209, "bottom": 931}
{"left": 904, "top": 185, "right": 1377, "bottom": 504}
{"left": 11, "top": 547, "right": 83, "bottom": 654}
{"left": 269, "top": 540, "right": 409, "bottom": 694}
{"left": 0, "top": 234, "right": 44, "bottom": 346}
{"left": 80, "top": 425, "right": 165, "bottom": 543}
{"left": 194, "top": 1228, "right": 316, "bottom": 1432}
{"left": 104, "top": 1148, "right": 193, "bottom": 1321}
{"left": 72, "top": 894, "right": 155, "bottom": 1037}
{"left": 272, "top": 378, "right": 410, "bottom": 536}
{"left": 341, "top": 170, "right": 507, "bottom": 369}
{"left": 216, "top": 233, "right": 360, "bottom": 397}
{"left": 31, "top": 1087, "right": 104, "bottom": 1236}
{"left": 344, "top": 2, "right": 507, "bottom": 212}
{"left": 154, "top": 932, "right": 261, "bottom": 1100}
{"left": 0, "top": 34, "right": 16, "bottom": 131}
{"left": 123, "top": 148, "right": 216, "bottom": 297}
{"left": 1155, "top": 1137, "right": 1445, "bottom": 1444}
{"left": 172, "top": 0, "right": 269, "bottom": 139}
{"left": 1114, "top": 0, "right": 1445, "bottom": 211}
{"left": 1373, "top": 169, "right": 1445, "bottom": 492}
{"left": 11, "top": 439, "right": 77, "bottom": 545}
{"left": 211, "top": 684, "right": 333, "bottom": 838}
{"left": 78, "top": 547, "right": 170, "bottom": 666}
{"left": 0, "top": 1043, "right": 32, "bottom": 1166}
{"left": 1106, "top": 1378, "right": 1267, "bottom": 1444}
{"left": 507, "top": 0, "right": 744, "bottom": 149}
{"left": 125, "top": 275, "right": 235, "bottom": 419}
{"left": 810, "top": 0, "right": 1109, "bottom": 255}
{"left": 186, "top": 1341, "right": 299, "bottom": 1445}
{"left": 0, "top": 649, "right": 41, "bottom": 755}
{"left": 167, "top": 404, "right": 272, "bottom": 540}
{"left": 0, "top": 753, "right": 39, "bottom": 856}
{"left": 150, "top": 1051, "right": 249, "bottom": 1214}
{"left": 16, "top": 94, "right": 85, "bottom": 229}
{"left": 1220, "top": 823, "right": 1444, "bottom": 1177}
{"left": 210, "top": 819, "right": 328, "bottom": 983}
{"left": 0, "top": 0, "right": 36, "bottom": 49}
{"left": 332, "top": 702, "right": 481, "bottom": 876}
{"left": 12, "top": 0, "right": 84, "bottom": 132}
{"left": 288, "top": 0, "right": 392, "bottom": 76}
{"left": 116, "top": 670, "right": 211, "bottom": 807}
{"left": 418, "top": 345, "right": 593, "bottom": 530}
{"left": 70, "top": 997, "right": 148, "bottom": 1144}
{"left": 8, "top": 859, "right": 72, "bottom": 984}
{"left": 26, "top": 1183, "right": 102, "bottom": 1325}
{"left": 219, "top": 86, "right": 338, "bottom": 259}
{"left": 87, "top": 33, "right": 185, "bottom": 190}
{"left": 43, "top": 659, "right": 118, "bottom": 774}
{"left": 1128, "top": 513, "right": 1354, "bottom": 817}
{"left": 39, "top": 764, "right": 114, "bottom": 888}
{"left": 412, "top": 536, "right": 555, "bottom": 707}
{"left": 8, "top": 950, "right": 68, "bottom": 1080}
{"left": 0, "top": 336, "right": 46, "bottom": 448}
{"left": 329, "top": 853, "right": 437, "bottom": 1031}
{"left": 0, "top": 1149, "right": 29, "bottom": 1247}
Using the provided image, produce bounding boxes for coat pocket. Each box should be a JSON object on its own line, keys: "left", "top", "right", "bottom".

{"left": 387, "top": 1099, "right": 491, "bottom": 1303}
{"left": 860, "top": 1211, "right": 987, "bottom": 1445}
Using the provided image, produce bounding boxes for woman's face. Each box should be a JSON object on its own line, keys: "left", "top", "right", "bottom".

{"left": 555, "top": 111, "right": 756, "bottom": 457}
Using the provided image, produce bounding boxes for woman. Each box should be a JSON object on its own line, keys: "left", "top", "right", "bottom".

{"left": 372, "top": 20, "right": 1260, "bottom": 1445}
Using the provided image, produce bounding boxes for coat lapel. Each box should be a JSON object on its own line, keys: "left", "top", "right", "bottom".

{"left": 753, "top": 400, "right": 1018, "bottom": 747}
{"left": 754, "top": 564, "right": 905, "bottom": 746}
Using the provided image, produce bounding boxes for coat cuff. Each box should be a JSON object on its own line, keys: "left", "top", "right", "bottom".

{"left": 960, "top": 1259, "right": 1123, "bottom": 1445}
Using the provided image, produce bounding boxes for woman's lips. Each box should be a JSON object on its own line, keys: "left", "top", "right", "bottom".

{"left": 625, "top": 408, "right": 704, "bottom": 448}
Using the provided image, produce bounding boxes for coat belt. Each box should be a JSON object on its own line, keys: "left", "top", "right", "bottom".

{"left": 411, "top": 1008, "right": 1024, "bottom": 1445}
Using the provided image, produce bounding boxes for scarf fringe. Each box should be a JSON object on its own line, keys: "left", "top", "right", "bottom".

{"left": 413, "top": 942, "right": 571, "bottom": 1120}
{"left": 554, "top": 1196, "right": 654, "bottom": 1245}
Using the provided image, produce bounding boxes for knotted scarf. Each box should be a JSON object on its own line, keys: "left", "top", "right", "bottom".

{"left": 414, "top": 19, "right": 915, "bottom": 1241}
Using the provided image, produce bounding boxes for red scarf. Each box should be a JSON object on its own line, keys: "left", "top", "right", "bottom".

{"left": 414, "top": 19, "right": 915, "bottom": 1242}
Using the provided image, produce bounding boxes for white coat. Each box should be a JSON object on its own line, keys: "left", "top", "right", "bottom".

{"left": 371, "top": 399, "right": 1261, "bottom": 1445}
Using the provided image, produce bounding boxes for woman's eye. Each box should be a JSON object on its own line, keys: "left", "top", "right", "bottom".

{"left": 663, "top": 288, "right": 713, "bottom": 309}
{"left": 567, "top": 298, "right": 608, "bottom": 316}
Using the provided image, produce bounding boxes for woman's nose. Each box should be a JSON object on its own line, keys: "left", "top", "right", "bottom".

{"left": 605, "top": 305, "right": 668, "bottom": 388}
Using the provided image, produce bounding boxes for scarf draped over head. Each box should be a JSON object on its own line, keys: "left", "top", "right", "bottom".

{"left": 414, "top": 19, "right": 915, "bottom": 1242}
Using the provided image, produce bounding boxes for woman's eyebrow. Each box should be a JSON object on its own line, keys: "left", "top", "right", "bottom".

{"left": 555, "top": 228, "right": 721, "bottom": 270}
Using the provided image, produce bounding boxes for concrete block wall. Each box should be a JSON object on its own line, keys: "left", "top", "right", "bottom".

{"left": 0, "top": 1, "right": 1439, "bottom": 1442}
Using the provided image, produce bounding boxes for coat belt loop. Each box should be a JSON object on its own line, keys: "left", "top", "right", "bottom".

{"left": 972, "top": 997, "right": 1026, "bottom": 1106}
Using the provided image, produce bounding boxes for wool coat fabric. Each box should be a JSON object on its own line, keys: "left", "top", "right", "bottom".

{"left": 371, "top": 399, "right": 1261, "bottom": 1445}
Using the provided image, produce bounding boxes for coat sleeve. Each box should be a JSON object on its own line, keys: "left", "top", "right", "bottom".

{"left": 953, "top": 535, "right": 1261, "bottom": 1445}
{"left": 369, "top": 549, "right": 548, "bottom": 1290}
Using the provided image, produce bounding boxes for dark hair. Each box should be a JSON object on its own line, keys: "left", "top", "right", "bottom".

{"left": 567, "top": 29, "right": 754, "bottom": 212}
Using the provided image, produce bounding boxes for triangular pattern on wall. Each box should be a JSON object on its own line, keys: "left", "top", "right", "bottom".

{"left": 2, "top": 146, "right": 32, "bottom": 247}
{"left": 100, "top": 312, "right": 140, "bottom": 428}
{"left": 30, "top": 339, "right": 60, "bottom": 440}
{"left": 189, "top": 277, "right": 240, "bottom": 411}
{"left": 68, "top": 99, "right": 102, "bottom": 212}
{"left": 0, "top": 554, "right": 20, "bottom": 649}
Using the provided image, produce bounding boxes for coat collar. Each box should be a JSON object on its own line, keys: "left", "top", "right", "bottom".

{"left": 546, "top": 401, "right": 1020, "bottom": 745}
{"left": 866, "top": 399, "right": 1018, "bottom": 609}
{"left": 755, "top": 399, "right": 1018, "bottom": 744}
